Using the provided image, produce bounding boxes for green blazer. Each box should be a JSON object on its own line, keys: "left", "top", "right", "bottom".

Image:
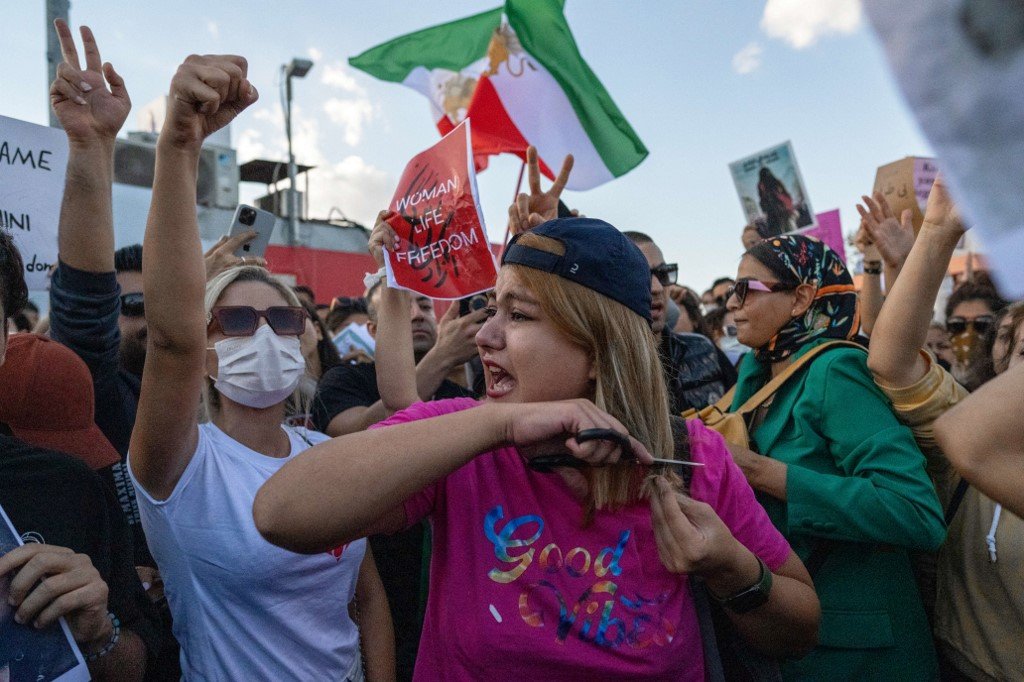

{"left": 731, "top": 339, "right": 945, "bottom": 681}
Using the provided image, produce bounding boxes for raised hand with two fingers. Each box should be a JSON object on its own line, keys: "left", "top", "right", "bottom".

{"left": 50, "top": 19, "right": 131, "bottom": 145}
{"left": 507, "top": 146, "right": 575, "bottom": 235}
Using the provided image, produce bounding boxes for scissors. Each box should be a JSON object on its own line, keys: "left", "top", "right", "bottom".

{"left": 526, "top": 428, "right": 704, "bottom": 473}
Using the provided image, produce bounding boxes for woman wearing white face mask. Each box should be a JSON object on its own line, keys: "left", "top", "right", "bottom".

{"left": 127, "top": 54, "right": 393, "bottom": 680}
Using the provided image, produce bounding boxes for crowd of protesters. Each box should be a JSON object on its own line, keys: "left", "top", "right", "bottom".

{"left": 1, "top": 18, "right": 1023, "bottom": 682}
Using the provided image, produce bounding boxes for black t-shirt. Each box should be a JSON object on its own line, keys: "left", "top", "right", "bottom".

{"left": 311, "top": 361, "right": 474, "bottom": 433}
{"left": 0, "top": 434, "right": 161, "bottom": 671}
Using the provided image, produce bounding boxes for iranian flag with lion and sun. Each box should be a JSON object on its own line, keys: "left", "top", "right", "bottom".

{"left": 350, "top": 0, "right": 647, "bottom": 190}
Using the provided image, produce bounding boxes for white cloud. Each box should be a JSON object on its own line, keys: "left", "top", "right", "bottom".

{"left": 206, "top": 20, "right": 219, "bottom": 39}
{"left": 235, "top": 127, "right": 267, "bottom": 161}
{"left": 320, "top": 60, "right": 364, "bottom": 95}
{"left": 323, "top": 97, "right": 376, "bottom": 146}
{"left": 308, "top": 47, "right": 323, "bottom": 62}
{"left": 235, "top": 104, "right": 390, "bottom": 225}
{"left": 304, "top": 156, "right": 392, "bottom": 226}
{"left": 732, "top": 42, "right": 763, "bottom": 74}
{"left": 761, "top": 0, "right": 862, "bottom": 49}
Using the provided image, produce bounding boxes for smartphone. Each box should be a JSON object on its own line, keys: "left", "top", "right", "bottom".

{"left": 227, "top": 204, "right": 277, "bottom": 258}
{"left": 459, "top": 293, "right": 489, "bottom": 316}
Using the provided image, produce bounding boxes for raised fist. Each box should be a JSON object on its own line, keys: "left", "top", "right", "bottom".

{"left": 163, "top": 54, "right": 258, "bottom": 150}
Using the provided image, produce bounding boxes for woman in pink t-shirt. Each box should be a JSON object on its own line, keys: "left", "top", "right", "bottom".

{"left": 256, "top": 207, "right": 819, "bottom": 680}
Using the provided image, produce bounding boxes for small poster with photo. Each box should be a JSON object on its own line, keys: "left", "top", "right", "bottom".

{"left": 729, "top": 140, "right": 816, "bottom": 237}
{"left": 0, "top": 503, "right": 89, "bottom": 682}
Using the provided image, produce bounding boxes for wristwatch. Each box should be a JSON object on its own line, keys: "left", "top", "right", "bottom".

{"left": 863, "top": 261, "right": 883, "bottom": 275}
{"left": 711, "top": 556, "right": 773, "bottom": 614}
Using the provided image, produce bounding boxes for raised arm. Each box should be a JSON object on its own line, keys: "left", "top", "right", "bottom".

{"left": 853, "top": 222, "right": 884, "bottom": 337}
{"left": 867, "top": 176, "right": 965, "bottom": 387}
{"left": 856, "top": 191, "right": 916, "bottom": 289}
{"left": 129, "top": 55, "right": 257, "bottom": 499}
{"left": 50, "top": 20, "right": 130, "bottom": 273}
{"left": 936, "top": 361, "right": 1024, "bottom": 517}
{"left": 367, "top": 213, "right": 420, "bottom": 413}
{"left": 507, "top": 146, "right": 574, "bottom": 235}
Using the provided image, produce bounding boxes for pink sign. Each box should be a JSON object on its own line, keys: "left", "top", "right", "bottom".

{"left": 802, "top": 209, "right": 845, "bottom": 263}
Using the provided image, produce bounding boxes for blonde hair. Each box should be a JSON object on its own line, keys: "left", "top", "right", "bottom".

{"left": 202, "top": 265, "right": 305, "bottom": 420}
{"left": 507, "top": 232, "right": 675, "bottom": 514}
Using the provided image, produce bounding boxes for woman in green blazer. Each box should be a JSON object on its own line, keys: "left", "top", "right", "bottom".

{"left": 724, "top": 234, "right": 945, "bottom": 681}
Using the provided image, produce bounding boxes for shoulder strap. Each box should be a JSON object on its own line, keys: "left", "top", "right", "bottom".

{"left": 733, "top": 340, "right": 864, "bottom": 416}
{"left": 945, "top": 478, "right": 970, "bottom": 525}
{"left": 691, "top": 578, "right": 726, "bottom": 682}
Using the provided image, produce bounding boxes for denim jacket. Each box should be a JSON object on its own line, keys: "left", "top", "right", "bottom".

{"left": 49, "top": 261, "right": 149, "bottom": 565}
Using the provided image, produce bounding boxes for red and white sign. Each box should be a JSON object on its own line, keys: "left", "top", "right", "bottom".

{"left": 383, "top": 120, "right": 497, "bottom": 300}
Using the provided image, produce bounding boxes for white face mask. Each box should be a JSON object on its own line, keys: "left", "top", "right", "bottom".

{"left": 212, "top": 324, "right": 305, "bottom": 409}
{"left": 719, "top": 334, "right": 750, "bottom": 365}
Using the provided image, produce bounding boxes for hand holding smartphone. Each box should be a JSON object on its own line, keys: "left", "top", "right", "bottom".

{"left": 227, "top": 204, "right": 277, "bottom": 259}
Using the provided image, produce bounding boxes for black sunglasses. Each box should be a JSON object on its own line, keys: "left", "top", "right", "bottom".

{"left": 946, "top": 315, "right": 994, "bottom": 337}
{"left": 725, "top": 279, "right": 794, "bottom": 308}
{"left": 207, "top": 306, "right": 307, "bottom": 337}
{"left": 651, "top": 263, "right": 678, "bottom": 287}
{"left": 120, "top": 292, "right": 145, "bottom": 317}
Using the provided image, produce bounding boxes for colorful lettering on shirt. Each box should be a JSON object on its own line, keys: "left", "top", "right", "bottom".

{"left": 485, "top": 505, "right": 675, "bottom": 649}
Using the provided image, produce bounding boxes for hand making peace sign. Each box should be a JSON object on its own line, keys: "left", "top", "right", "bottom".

{"left": 507, "top": 146, "right": 575, "bottom": 235}
{"left": 50, "top": 19, "right": 131, "bottom": 145}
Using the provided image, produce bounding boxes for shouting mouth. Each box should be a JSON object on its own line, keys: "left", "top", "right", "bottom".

{"left": 483, "top": 360, "right": 516, "bottom": 400}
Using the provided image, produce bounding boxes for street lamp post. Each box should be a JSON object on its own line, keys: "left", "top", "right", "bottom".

{"left": 283, "top": 58, "right": 313, "bottom": 245}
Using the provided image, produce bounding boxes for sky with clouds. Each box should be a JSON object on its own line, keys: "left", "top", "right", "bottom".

{"left": 3, "top": 0, "right": 931, "bottom": 291}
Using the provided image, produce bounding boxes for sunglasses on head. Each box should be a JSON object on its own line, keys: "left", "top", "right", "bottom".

{"left": 946, "top": 315, "right": 994, "bottom": 337}
{"left": 726, "top": 279, "right": 794, "bottom": 308}
{"left": 207, "top": 306, "right": 307, "bottom": 337}
{"left": 120, "top": 292, "right": 145, "bottom": 317}
{"left": 651, "top": 263, "right": 678, "bottom": 287}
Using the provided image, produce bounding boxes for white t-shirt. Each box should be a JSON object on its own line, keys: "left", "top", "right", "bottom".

{"left": 129, "top": 423, "right": 365, "bottom": 681}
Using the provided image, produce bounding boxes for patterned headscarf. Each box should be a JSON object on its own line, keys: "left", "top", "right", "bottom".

{"left": 750, "top": 234, "right": 859, "bottom": 362}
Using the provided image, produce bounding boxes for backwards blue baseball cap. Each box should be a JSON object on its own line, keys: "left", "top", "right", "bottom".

{"left": 502, "top": 218, "right": 652, "bottom": 324}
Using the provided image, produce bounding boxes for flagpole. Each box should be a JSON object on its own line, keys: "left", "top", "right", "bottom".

{"left": 502, "top": 158, "right": 528, "bottom": 249}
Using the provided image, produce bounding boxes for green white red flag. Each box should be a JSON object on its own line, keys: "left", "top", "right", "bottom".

{"left": 350, "top": 0, "right": 647, "bottom": 190}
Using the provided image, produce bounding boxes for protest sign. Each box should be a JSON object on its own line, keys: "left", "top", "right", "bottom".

{"left": 872, "top": 156, "right": 938, "bottom": 234}
{"left": 0, "top": 116, "right": 69, "bottom": 291}
{"left": 803, "top": 209, "right": 846, "bottom": 263}
{"left": 864, "top": 0, "right": 1024, "bottom": 297}
{"left": 0, "top": 503, "right": 89, "bottom": 682}
{"left": 333, "top": 322, "right": 375, "bottom": 358}
{"left": 729, "top": 141, "right": 816, "bottom": 237}
{"left": 383, "top": 120, "right": 497, "bottom": 300}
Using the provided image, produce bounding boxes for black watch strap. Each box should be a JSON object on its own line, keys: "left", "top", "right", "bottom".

{"left": 711, "top": 555, "right": 772, "bottom": 614}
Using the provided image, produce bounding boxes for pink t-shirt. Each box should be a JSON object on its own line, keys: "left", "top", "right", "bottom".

{"left": 374, "top": 398, "right": 791, "bottom": 681}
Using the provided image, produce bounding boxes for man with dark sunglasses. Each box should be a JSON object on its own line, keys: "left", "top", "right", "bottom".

{"left": 624, "top": 232, "right": 736, "bottom": 413}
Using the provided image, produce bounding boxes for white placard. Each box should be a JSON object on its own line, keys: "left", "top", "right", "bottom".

{"left": 864, "top": 0, "right": 1024, "bottom": 297}
{"left": 0, "top": 501, "right": 89, "bottom": 682}
{"left": 0, "top": 115, "right": 68, "bottom": 291}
